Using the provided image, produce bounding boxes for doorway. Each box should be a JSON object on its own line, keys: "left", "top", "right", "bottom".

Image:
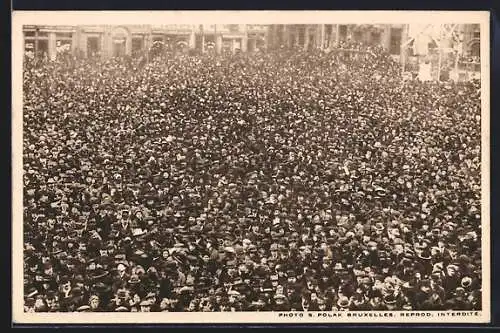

{"left": 87, "top": 36, "right": 100, "bottom": 57}
{"left": 113, "top": 39, "right": 126, "bottom": 57}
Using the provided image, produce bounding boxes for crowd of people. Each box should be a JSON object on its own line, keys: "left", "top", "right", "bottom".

{"left": 23, "top": 41, "right": 482, "bottom": 313}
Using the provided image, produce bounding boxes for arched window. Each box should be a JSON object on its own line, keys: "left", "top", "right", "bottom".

{"left": 470, "top": 41, "right": 480, "bottom": 57}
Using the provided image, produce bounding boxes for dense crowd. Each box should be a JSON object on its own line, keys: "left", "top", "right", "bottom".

{"left": 23, "top": 43, "right": 482, "bottom": 312}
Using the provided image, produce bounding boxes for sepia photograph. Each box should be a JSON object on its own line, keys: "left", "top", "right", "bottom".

{"left": 11, "top": 11, "right": 490, "bottom": 324}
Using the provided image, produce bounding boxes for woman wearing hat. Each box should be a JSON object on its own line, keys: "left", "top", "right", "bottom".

{"left": 88, "top": 294, "right": 102, "bottom": 312}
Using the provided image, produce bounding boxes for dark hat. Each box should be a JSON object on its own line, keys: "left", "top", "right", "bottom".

{"left": 90, "top": 268, "right": 109, "bottom": 280}
{"left": 93, "top": 282, "right": 111, "bottom": 292}
{"left": 77, "top": 305, "right": 91, "bottom": 312}
{"left": 115, "top": 306, "right": 129, "bottom": 312}
{"left": 404, "top": 249, "right": 415, "bottom": 259}
{"left": 71, "top": 287, "right": 83, "bottom": 297}
{"left": 420, "top": 279, "right": 431, "bottom": 288}
{"left": 74, "top": 274, "right": 85, "bottom": 284}
{"left": 383, "top": 294, "right": 397, "bottom": 305}
{"left": 128, "top": 275, "right": 141, "bottom": 284}
{"left": 25, "top": 297, "right": 36, "bottom": 307}
{"left": 418, "top": 248, "right": 432, "bottom": 260}
{"left": 114, "top": 254, "right": 127, "bottom": 261}
{"left": 116, "top": 289, "right": 129, "bottom": 299}
{"left": 337, "top": 296, "right": 351, "bottom": 308}
{"left": 26, "top": 287, "right": 38, "bottom": 298}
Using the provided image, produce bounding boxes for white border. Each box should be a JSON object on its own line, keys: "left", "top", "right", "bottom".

{"left": 12, "top": 10, "right": 490, "bottom": 324}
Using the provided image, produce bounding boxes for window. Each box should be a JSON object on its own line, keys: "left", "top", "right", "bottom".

{"left": 371, "top": 32, "right": 381, "bottom": 45}
{"left": 25, "top": 39, "right": 35, "bottom": 52}
{"left": 132, "top": 37, "right": 143, "bottom": 52}
{"left": 354, "top": 30, "right": 362, "bottom": 42}
{"left": 470, "top": 41, "right": 480, "bottom": 57}
{"left": 389, "top": 28, "right": 402, "bottom": 55}
{"left": 338, "top": 25, "right": 348, "bottom": 41}
{"left": 325, "top": 25, "right": 332, "bottom": 35}
{"left": 309, "top": 34, "right": 315, "bottom": 48}
{"left": 227, "top": 25, "right": 239, "bottom": 33}
{"left": 37, "top": 39, "right": 49, "bottom": 55}
{"left": 277, "top": 29, "right": 283, "bottom": 46}
{"left": 37, "top": 31, "right": 49, "bottom": 38}
{"left": 195, "top": 35, "right": 203, "bottom": 50}
{"left": 298, "top": 26, "right": 305, "bottom": 46}
{"left": 56, "top": 32, "right": 73, "bottom": 39}
{"left": 24, "top": 31, "right": 35, "bottom": 37}
{"left": 87, "top": 36, "right": 100, "bottom": 56}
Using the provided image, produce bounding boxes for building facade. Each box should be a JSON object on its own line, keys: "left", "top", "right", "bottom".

{"left": 401, "top": 24, "right": 481, "bottom": 81}
{"left": 23, "top": 23, "right": 480, "bottom": 81}
{"left": 266, "top": 24, "right": 408, "bottom": 55}
{"left": 22, "top": 24, "right": 269, "bottom": 59}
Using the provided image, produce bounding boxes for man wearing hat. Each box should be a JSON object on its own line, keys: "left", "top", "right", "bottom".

{"left": 139, "top": 299, "right": 152, "bottom": 312}
{"left": 76, "top": 305, "right": 91, "bottom": 312}
{"left": 112, "top": 261, "right": 130, "bottom": 292}
{"left": 443, "top": 263, "right": 462, "bottom": 296}
{"left": 273, "top": 294, "right": 290, "bottom": 311}
{"left": 108, "top": 288, "right": 131, "bottom": 312}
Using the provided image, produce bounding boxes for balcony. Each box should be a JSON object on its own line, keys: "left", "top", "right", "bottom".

{"left": 164, "top": 24, "right": 194, "bottom": 32}
{"left": 247, "top": 25, "right": 268, "bottom": 33}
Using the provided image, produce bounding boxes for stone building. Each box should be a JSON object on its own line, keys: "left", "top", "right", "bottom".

{"left": 22, "top": 24, "right": 269, "bottom": 59}
{"left": 266, "top": 24, "right": 408, "bottom": 56}
{"left": 22, "top": 23, "right": 480, "bottom": 81}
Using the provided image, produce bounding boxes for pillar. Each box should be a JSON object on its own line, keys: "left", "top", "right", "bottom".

{"left": 71, "top": 27, "right": 79, "bottom": 55}
{"left": 48, "top": 32, "right": 57, "bottom": 61}
{"left": 330, "top": 24, "right": 335, "bottom": 48}
{"left": 303, "top": 26, "right": 308, "bottom": 50}
{"left": 145, "top": 26, "right": 152, "bottom": 52}
{"left": 319, "top": 24, "right": 325, "bottom": 50}
{"left": 241, "top": 35, "right": 248, "bottom": 52}
{"left": 126, "top": 32, "right": 132, "bottom": 57}
{"left": 201, "top": 33, "right": 205, "bottom": 53}
{"left": 101, "top": 29, "right": 107, "bottom": 59}
{"left": 382, "top": 25, "right": 391, "bottom": 51}
{"left": 103, "top": 28, "right": 111, "bottom": 59}
{"left": 215, "top": 34, "right": 222, "bottom": 54}
{"left": 280, "top": 24, "right": 290, "bottom": 48}
{"left": 80, "top": 33, "right": 88, "bottom": 58}
{"left": 231, "top": 38, "right": 236, "bottom": 53}
{"left": 189, "top": 30, "right": 195, "bottom": 49}
{"left": 34, "top": 29, "right": 38, "bottom": 56}
{"left": 400, "top": 24, "right": 409, "bottom": 68}
{"left": 335, "top": 24, "right": 340, "bottom": 46}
